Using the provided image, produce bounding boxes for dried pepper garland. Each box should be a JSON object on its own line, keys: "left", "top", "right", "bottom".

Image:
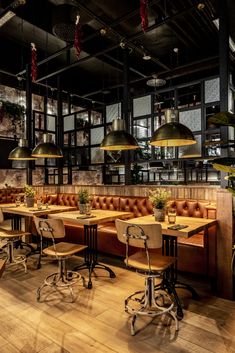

{"left": 74, "top": 15, "right": 82, "bottom": 59}
{"left": 31, "top": 42, "right": 37, "bottom": 82}
{"left": 140, "top": 0, "right": 148, "bottom": 32}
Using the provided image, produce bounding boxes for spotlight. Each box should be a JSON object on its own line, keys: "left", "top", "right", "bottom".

{"left": 143, "top": 53, "right": 151, "bottom": 60}
{"left": 100, "top": 28, "right": 107, "bottom": 36}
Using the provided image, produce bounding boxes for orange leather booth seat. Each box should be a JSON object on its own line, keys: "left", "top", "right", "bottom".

{"left": 41, "top": 193, "right": 217, "bottom": 276}
{"left": 0, "top": 187, "right": 25, "bottom": 204}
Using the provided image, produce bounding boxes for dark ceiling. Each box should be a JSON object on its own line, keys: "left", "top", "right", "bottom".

{"left": 0, "top": 0, "right": 234, "bottom": 106}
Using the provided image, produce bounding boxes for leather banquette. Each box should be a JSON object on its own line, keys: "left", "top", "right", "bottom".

{"left": 44, "top": 193, "right": 216, "bottom": 276}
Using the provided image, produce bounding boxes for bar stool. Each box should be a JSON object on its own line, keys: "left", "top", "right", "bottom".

{"left": 34, "top": 217, "right": 87, "bottom": 302}
{"left": 0, "top": 209, "right": 28, "bottom": 273}
{"left": 116, "top": 219, "right": 179, "bottom": 336}
{"left": 0, "top": 229, "right": 28, "bottom": 273}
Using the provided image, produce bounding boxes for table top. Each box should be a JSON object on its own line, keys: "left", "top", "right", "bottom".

{"left": 48, "top": 209, "right": 133, "bottom": 225}
{"left": 127, "top": 215, "right": 217, "bottom": 238}
{"left": 0, "top": 204, "right": 77, "bottom": 217}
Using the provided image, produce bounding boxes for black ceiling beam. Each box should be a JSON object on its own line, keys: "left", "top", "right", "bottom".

{"left": 155, "top": 3, "right": 200, "bottom": 48}
{"left": 74, "top": 1, "right": 170, "bottom": 71}
{"left": 17, "top": 44, "right": 71, "bottom": 76}
{"left": 82, "top": 55, "right": 219, "bottom": 98}
{"left": 16, "top": 2, "right": 163, "bottom": 78}
{"left": 126, "top": 3, "right": 199, "bottom": 43}
{"left": 103, "top": 53, "right": 147, "bottom": 78}
{"left": 36, "top": 44, "right": 119, "bottom": 82}
{"left": 0, "top": 68, "right": 103, "bottom": 105}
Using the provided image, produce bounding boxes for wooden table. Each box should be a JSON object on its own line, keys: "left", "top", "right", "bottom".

{"left": 1, "top": 204, "right": 77, "bottom": 219}
{"left": 128, "top": 215, "right": 217, "bottom": 238}
{"left": 126, "top": 215, "right": 218, "bottom": 319}
{"left": 0, "top": 204, "right": 77, "bottom": 256}
{"left": 49, "top": 210, "right": 132, "bottom": 289}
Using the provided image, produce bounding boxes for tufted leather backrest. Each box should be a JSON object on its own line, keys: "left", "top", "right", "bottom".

{"left": 0, "top": 189, "right": 7, "bottom": 204}
{"left": 57, "top": 193, "right": 79, "bottom": 207}
{"left": 91, "top": 195, "right": 120, "bottom": 211}
{"left": 168, "top": 199, "right": 212, "bottom": 219}
{"left": 6, "top": 188, "right": 24, "bottom": 203}
{"left": 43, "top": 194, "right": 58, "bottom": 205}
{"left": 119, "top": 197, "right": 153, "bottom": 217}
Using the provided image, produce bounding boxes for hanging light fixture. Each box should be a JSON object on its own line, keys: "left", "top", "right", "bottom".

{"left": 8, "top": 138, "right": 36, "bottom": 160}
{"left": 32, "top": 133, "right": 63, "bottom": 158}
{"left": 150, "top": 109, "right": 196, "bottom": 147}
{"left": 100, "top": 118, "right": 139, "bottom": 151}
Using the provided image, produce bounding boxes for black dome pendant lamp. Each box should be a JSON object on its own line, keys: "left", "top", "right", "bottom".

{"left": 32, "top": 133, "right": 63, "bottom": 158}
{"left": 150, "top": 109, "right": 196, "bottom": 147}
{"left": 8, "top": 138, "right": 36, "bottom": 160}
{"left": 100, "top": 118, "right": 139, "bottom": 151}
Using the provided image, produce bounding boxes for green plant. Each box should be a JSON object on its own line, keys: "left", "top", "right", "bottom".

{"left": 78, "top": 189, "right": 90, "bottom": 204}
{"left": 149, "top": 189, "right": 171, "bottom": 209}
{"left": 25, "top": 184, "right": 35, "bottom": 198}
{"left": 0, "top": 100, "right": 25, "bottom": 134}
{"left": 131, "top": 163, "right": 143, "bottom": 184}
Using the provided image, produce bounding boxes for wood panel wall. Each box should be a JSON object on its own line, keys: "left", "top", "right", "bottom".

{"left": 216, "top": 190, "right": 234, "bottom": 299}
{"left": 34, "top": 185, "right": 219, "bottom": 202}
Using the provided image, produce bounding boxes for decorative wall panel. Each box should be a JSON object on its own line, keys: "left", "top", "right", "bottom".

{"left": 179, "top": 134, "right": 202, "bottom": 158}
{"left": 106, "top": 103, "right": 121, "bottom": 123}
{"left": 133, "top": 95, "right": 151, "bottom": 117}
{"left": 91, "top": 147, "right": 104, "bottom": 164}
{"left": 179, "top": 108, "right": 201, "bottom": 132}
{"left": 72, "top": 170, "right": 102, "bottom": 185}
{"left": 64, "top": 115, "right": 74, "bottom": 132}
{"left": 204, "top": 77, "right": 220, "bottom": 103}
{"left": 0, "top": 169, "right": 26, "bottom": 188}
{"left": 90, "top": 127, "right": 104, "bottom": 145}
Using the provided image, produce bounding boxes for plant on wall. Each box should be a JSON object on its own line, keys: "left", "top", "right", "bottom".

{"left": 131, "top": 163, "right": 143, "bottom": 184}
{"left": 0, "top": 100, "right": 25, "bottom": 135}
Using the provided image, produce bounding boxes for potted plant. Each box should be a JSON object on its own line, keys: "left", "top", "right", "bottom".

{"left": 24, "top": 184, "right": 35, "bottom": 208}
{"left": 78, "top": 189, "right": 90, "bottom": 214}
{"left": 149, "top": 188, "right": 171, "bottom": 222}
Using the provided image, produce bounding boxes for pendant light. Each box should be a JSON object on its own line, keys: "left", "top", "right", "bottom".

{"left": 100, "top": 118, "right": 139, "bottom": 151}
{"left": 32, "top": 133, "right": 63, "bottom": 158}
{"left": 8, "top": 138, "right": 36, "bottom": 160}
{"left": 150, "top": 109, "right": 196, "bottom": 147}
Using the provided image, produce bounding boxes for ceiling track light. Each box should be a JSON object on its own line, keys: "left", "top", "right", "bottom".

{"left": 143, "top": 53, "right": 151, "bottom": 60}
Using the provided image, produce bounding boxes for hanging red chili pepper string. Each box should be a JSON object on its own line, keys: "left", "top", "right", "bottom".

{"left": 31, "top": 42, "right": 37, "bottom": 82}
{"left": 140, "top": 0, "right": 149, "bottom": 32}
{"left": 74, "top": 15, "right": 82, "bottom": 59}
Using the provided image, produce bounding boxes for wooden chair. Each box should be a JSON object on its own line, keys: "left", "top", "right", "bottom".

{"left": 0, "top": 208, "right": 28, "bottom": 273}
{"left": 34, "top": 217, "right": 87, "bottom": 302}
{"left": 115, "top": 219, "right": 179, "bottom": 336}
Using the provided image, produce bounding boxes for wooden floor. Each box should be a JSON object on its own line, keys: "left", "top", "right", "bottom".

{"left": 0, "top": 253, "right": 235, "bottom": 353}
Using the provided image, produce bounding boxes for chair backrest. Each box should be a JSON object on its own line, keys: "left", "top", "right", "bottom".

{"left": 0, "top": 209, "right": 4, "bottom": 225}
{"left": 115, "top": 219, "right": 162, "bottom": 249}
{"left": 34, "top": 217, "right": 65, "bottom": 240}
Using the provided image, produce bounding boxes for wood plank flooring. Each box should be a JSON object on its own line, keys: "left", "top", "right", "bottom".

{"left": 0, "top": 254, "right": 235, "bottom": 353}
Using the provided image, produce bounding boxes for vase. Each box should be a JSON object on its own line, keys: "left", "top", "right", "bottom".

{"left": 154, "top": 208, "right": 166, "bottom": 222}
{"left": 25, "top": 197, "right": 35, "bottom": 208}
{"left": 78, "top": 203, "right": 90, "bottom": 214}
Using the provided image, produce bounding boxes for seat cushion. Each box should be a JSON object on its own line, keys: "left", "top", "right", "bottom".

{"left": 178, "top": 233, "right": 204, "bottom": 247}
{"left": 125, "top": 251, "right": 176, "bottom": 271}
{"left": 43, "top": 242, "right": 87, "bottom": 257}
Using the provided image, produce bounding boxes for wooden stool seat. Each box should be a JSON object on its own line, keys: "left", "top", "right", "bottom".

{"left": 43, "top": 242, "right": 87, "bottom": 257}
{"left": 125, "top": 252, "right": 176, "bottom": 272}
{"left": 0, "top": 229, "right": 30, "bottom": 239}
